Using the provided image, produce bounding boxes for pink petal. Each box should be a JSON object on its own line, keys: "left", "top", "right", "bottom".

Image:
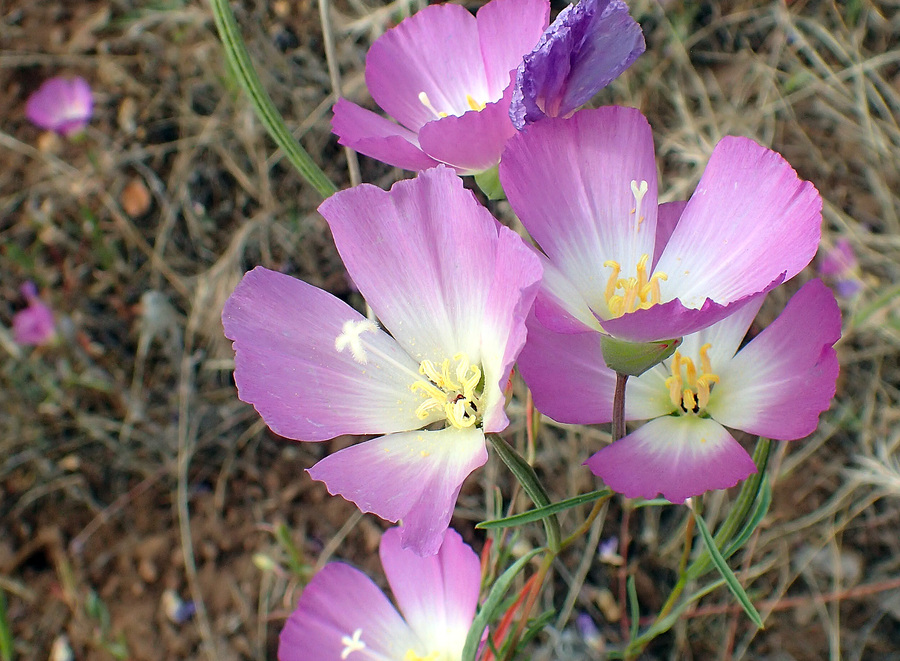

{"left": 597, "top": 282, "right": 781, "bottom": 343}
{"left": 222, "top": 267, "right": 425, "bottom": 441}
{"left": 652, "top": 201, "right": 687, "bottom": 268}
{"left": 366, "top": 3, "right": 487, "bottom": 131}
{"left": 25, "top": 76, "right": 92, "bottom": 136}
{"left": 517, "top": 310, "right": 616, "bottom": 424}
{"left": 278, "top": 563, "right": 418, "bottom": 661}
{"left": 585, "top": 416, "right": 758, "bottom": 503}
{"left": 708, "top": 279, "right": 841, "bottom": 440}
{"left": 308, "top": 427, "right": 488, "bottom": 556}
{"left": 531, "top": 255, "right": 604, "bottom": 334}
{"left": 655, "top": 136, "right": 822, "bottom": 309}
{"left": 477, "top": 0, "right": 550, "bottom": 99}
{"left": 500, "top": 107, "right": 659, "bottom": 317}
{"left": 417, "top": 80, "right": 517, "bottom": 175}
{"left": 331, "top": 99, "right": 441, "bottom": 171}
{"left": 381, "top": 527, "right": 480, "bottom": 651}
{"left": 12, "top": 283, "right": 56, "bottom": 346}
{"left": 318, "top": 166, "right": 541, "bottom": 429}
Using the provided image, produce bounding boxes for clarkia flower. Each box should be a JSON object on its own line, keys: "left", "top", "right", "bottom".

{"left": 575, "top": 279, "right": 839, "bottom": 503}
{"left": 501, "top": 105, "right": 822, "bottom": 389}
{"left": 510, "top": 0, "right": 645, "bottom": 129}
{"left": 279, "top": 527, "right": 481, "bottom": 661}
{"left": 13, "top": 282, "right": 56, "bottom": 346}
{"left": 332, "top": 0, "right": 549, "bottom": 175}
{"left": 25, "top": 76, "right": 93, "bottom": 136}
{"left": 818, "top": 237, "right": 863, "bottom": 299}
{"left": 222, "top": 166, "right": 542, "bottom": 556}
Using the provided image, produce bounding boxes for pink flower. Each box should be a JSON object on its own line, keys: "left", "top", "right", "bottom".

{"left": 332, "top": 0, "right": 549, "bottom": 174}
{"left": 13, "top": 282, "right": 56, "bottom": 346}
{"left": 222, "top": 166, "right": 542, "bottom": 555}
{"left": 535, "top": 279, "right": 840, "bottom": 503}
{"left": 818, "top": 238, "right": 863, "bottom": 299}
{"left": 25, "top": 77, "right": 93, "bottom": 136}
{"left": 279, "top": 527, "right": 481, "bottom": 661}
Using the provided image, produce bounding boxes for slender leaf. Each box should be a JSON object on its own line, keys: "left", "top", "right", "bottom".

{"left": 461, "top": 547, "right": 544, "bottom": 661}
{"left": 207, "top": 0, "right": 337, "bottom": 198}
{"left": 693, "top": 509, "right": 764, "bottom": 629}
{"left": 0, "top": 589, "right": 12, "bottom": 661}
{"left": 627, "top": 575, "right": 640, "bottom": 642}
{"left": 721, "top": 476, "right": 772, "bottom": 560}
{"left": 476, "top": 489, "right": 611, "bottom": 530}
{"left": 488, "top": 434, "right": 561, "bottom": 551}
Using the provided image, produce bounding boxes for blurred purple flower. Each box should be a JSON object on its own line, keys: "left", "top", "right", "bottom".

{"left": 332, "top": 0, "right": 549, "bottom": 174}
{"left": 13, "top": 282, "right": 56, "bottom": 346}
{"left": 25, "top": 76, "right": 93, "bottom": 136}
{"left": 222, "top": 167, "right": 542, "bottom": 556}
{"left": 510, "top": 0, "right": 645, "bottom": 129}
{"left": 818, "top": 238, "right": 863, "bottom": 299}
{"left": 585, "top": 280, "right": 840, "bottom": 503}
{"left": 279, "top": 527, "right": 481, "bottom": 661}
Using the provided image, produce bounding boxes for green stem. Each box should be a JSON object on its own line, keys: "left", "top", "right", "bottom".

{"left": 206, "top": 0, "right": 338, "bottom": 199}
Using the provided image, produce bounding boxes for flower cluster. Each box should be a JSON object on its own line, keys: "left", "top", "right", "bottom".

{"left": 221, "top": 0, "right": 842, "bottom": 656}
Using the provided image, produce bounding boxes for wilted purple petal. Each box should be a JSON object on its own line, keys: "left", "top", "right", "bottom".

{"left": 25, "top": 77, "right": 93, "bottom": 136}
{"left": 510, "top": 0, "right": 644, "bottom": 128}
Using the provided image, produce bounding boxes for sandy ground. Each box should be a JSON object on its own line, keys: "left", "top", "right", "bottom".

{"left": 2, "top": 1, "right": 900, "bottom": 659}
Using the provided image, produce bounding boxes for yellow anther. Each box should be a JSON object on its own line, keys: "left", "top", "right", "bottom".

{"left": 699, "top": 343, "right": 714, "bottom": 375}
{"left": 405, "top": 651, "right": 440, "bottom": 661}
{"left": 418, "top": 91, "right": 448, "bottom": 118}
{"left": 603, "top": 254, "right": 668, "bottom": 318}
{"left": 466, "top": 94, "right": 486, "bottom": 112}
{"left": 410, "top": 354, "right": 483, "bottom": 429}
{"left": 665, "top": 347, "right": 720, "bottom": 414}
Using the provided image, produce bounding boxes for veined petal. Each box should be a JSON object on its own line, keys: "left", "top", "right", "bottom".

{"left": 381, "top": 527, "right": 480, "bottom": 656}
{"left": 417, "top": 80, "right": 517, "bottom": 175}
{"left": 532, "top": 254, "right": 604, "bottom": 334}
{"left": 511, "top": 0, "right": 644, "bottom": 127}
{"left": 479, "top": 225, "right": 543, "bottom": 432}
{"left": 278, "top": 562, "right": 419, "bottom": 661}
{"left": 677, "top": 291, "right": 766, "bottom": 368}
{"left": 222, "top": 267, "right": 425, "bottom": 441}
{"left": 517, "top": 310, "right": 616, "bottom": 424}
{"left": 477, "top": 0, "right": 550, "bottom": 99}
{"left": 585, "top": 416, "right": 757, "bottom": 503}
{"left": 332, "top": 99, "right": 441, "bottom": 172}
{"left": 708, "top": 279, "right": 840, "bottom": 439}
{"left": 319, "top": 166, "right": 531, "bottom": 368}
{"left": 598, "top": 283, "right": 779, "bottom": 343}
{"left": 652, "top": 201, "right": 687, "bottom": 268}
{"left": 366, "top": 3, "right": 488, "bottom": 131}
{"left": 655, "top": 136, "right": 822, "bottom": 308}
{"left": 308, "top": 427, "right": 488, "bottom": 556}
{"left": 500, "top": 107, "right": 658, "bottom": 317}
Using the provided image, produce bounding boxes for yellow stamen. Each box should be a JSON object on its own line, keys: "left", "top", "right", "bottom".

{"left": 466, "top": 93, "right": 486, "bottom": 112}
{"left": 418, "top": 91, "right": 448, "bottom": 118}
{"left": 664, "top": 346, "right": 720, "bottom": 414}
{"left": 405, "top": 651, "right": 440, "bottom": 661}
{"left": 410, "top": 353, "right": 483, "bottom": 429}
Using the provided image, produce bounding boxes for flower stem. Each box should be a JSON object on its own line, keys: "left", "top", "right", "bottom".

{"left": 206, "top": 0, "right": 338, "bottom": 199}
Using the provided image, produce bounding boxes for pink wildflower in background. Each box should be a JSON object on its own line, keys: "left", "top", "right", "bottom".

{"left": 578, "top": 280, "right": 840, "bottom": 502}
{"left": 510, "top": 0, "right": 645, "bottom": 128}
{"left": 222, "top": 166, "right": 542, "bottom": 556}
{"left": 13, "top": 282, "right": 56, "bottom": 346}
{"left": 279, "top": 527, "right": 481, "bottom": 661}
{"left": 818, "top": 238, "right": 864, "bottom": 299}
{"left": 332, "top": 0, "right": 549, "bottom": 174}
{"left": 25, "top": 76, "right": 93, "bottom": 136}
